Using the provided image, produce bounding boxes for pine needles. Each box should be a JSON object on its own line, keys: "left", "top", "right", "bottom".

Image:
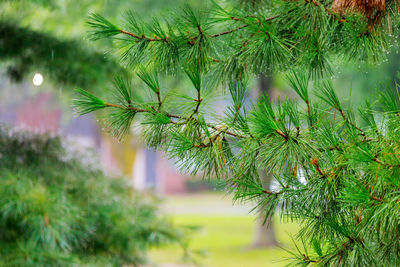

{"left": 75, "top": 1, "right": 400, "bottom": 266}
{"left": 0, "top": 128, "right": 187, "bottom": 266}
{"left": 85, "top": 1, "right": 400, "bottom": 79}
{"left": 87, "top": 13, "right": 120, "bottom": 40}
{"left": 72, "top": 88, "right": 106, "bottom": 115}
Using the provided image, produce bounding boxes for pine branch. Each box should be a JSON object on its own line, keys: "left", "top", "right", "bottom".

{"left": 339, "top": 108, "right": 367, "bottom": 138}
{"left": 311, "top": 157, "right": 325, "bottom": 177}
{"left": 79, "top": 95, "right": 246, "bottom": 139}
{"left": 193, "top": 89, "right": 202, "bottom": 114}
{"left": 119, "top": 29, "right": 166, "bottom": 42}
{"left": 210, "top": 23, "right": 249, "bottom": 38}
{"left": 209, "top": 14, "right": 280, "bottom": 38}
{"left": 79, "top": 3, "right": 400, "bottom": 265}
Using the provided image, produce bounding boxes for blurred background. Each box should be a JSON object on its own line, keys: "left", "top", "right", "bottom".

{"left": 1, "top": 0, "right": 399, "bottom": 266}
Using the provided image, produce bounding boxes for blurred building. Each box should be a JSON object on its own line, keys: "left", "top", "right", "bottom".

{"left": 0, "top": 76, "right": 189, "bottom": 194}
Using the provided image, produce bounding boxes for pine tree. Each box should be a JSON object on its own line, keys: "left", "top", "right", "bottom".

{"left": 74, "top": 1, "right": 400, "bottom": 265}
{"left": 0, "top": 127, "right": 188, "bottom": 266}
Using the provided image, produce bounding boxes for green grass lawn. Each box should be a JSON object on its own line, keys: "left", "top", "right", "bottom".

{"left": 149, "top": 193, "right": 299, "bottom": 267}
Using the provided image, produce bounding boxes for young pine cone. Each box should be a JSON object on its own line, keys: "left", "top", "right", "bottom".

{"left": 332, "top": 0, "right": 385, "bottom": 18}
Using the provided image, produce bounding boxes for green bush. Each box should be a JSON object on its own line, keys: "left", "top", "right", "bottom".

{"left": 0, "top": 127, "right": 186, "bottom": 266}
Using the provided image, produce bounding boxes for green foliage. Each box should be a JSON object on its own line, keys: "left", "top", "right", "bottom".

{"left": 0, "top": 0, "right": 54, "bottom": 6}
{"left": 76, "top": 68, "right": 400, "bottom": 265}
{"left": 0, "top": 128, "right": 187, "bottom": 266}
{"left": 314, "top": 80, "right": 341, "bottom": 110}
{"left": 285, "top": 71, "right": 310, "bottom": 103}
{"left": 113, "top": 74, "right": 134, "bottom": 104}
{"left": 73, "top": 88, "right": 107, "bottom": 115}
{"left": 85, "top": 0, "right": 400, "bottom": 78}
{"left": 87, "top": 13, "right": 121, "bottom": 41}
{"left": 76, "top": 1, "right": 400, "bottom": 266}
{"left": 0, "top": 21, "right": 120, "bottom": 90}
{"left": 137, "top": 67, "right": 161, "bottom": 94}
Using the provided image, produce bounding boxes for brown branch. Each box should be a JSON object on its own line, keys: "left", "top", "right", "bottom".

{"left": 307, "top": 107, "right": 333, "bottom": 130}
{"left": 262, "top": 189, "right": 282, "bottom": 195}
{"left": 311, "top": 158, "right": 325, "bottom": 177}
{"left": 197, "top": 25, "right": 203, "bottom": 35}
{"left": 371, "top": 195, "right": 384, "bottom": 202}
{"left": 105, "top": 103, "right": 147, "bottom": 113}
{"left": 156, "top": 91, "right": 162, "bottom": 109}
{"left": 302, "top": 254, "right": 317, "bottom": 263}
{"left": 210, "top": 15, "right": 280, "bottom": 38}
{"left": 194, "top": 90, "right": 202, "bottom": 114}
{"left": 105, "top": 102, "right": 246, "bottom": 139}
{"left": 193, "top": 143, "right": 208, "bottom": 148}
{"left": 339, "top": 109, "right": 367, "bottom": 138}
{"left": 372, "top": 156, "right": 385, "bottom": 165}
{"left": 275, "top": 129, "right": 289, "bottom": 141}
{"left": 372, "top": 156, "right": 400, "bottom": 169}
{"left": 119, "top": 6, "right": 344, "bottom": 46}
{"left": 187, "top": 89, "right": 202, "bottom": 121}
{"left": 265, "top": 14, "right": 280, "bottom": 22}
{"left": 119, "top": 29, "right": 164, "bottom": 42}
{"left": 210, "top": 24, "right": 249, "bottom": 38}
{"left": 119, "top": 29, "right": 141, "bottom": 39}
{"left": 305, "top": 100, "right": 313, "bottom": 128}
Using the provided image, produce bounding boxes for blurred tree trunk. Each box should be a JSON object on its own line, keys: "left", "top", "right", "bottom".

{"left": 252, "top": 169, "right": 278, "bottom": 247}
{"left": 252, "top": 73, "right": 278, "bottom": 248}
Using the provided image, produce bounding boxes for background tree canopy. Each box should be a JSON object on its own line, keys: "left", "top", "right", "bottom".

{"left": 0, "top": 21, "right": 120, "bottom": 88}
{"left": 0, "top": 127, "right": 189, "bottom": 266}
{"left": 0, "top": 0, "right": 198, "bottom": 92}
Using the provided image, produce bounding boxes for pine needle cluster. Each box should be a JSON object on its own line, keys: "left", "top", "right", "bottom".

{"left": 74, "top": 1, "right": 400, "bottom": 265}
